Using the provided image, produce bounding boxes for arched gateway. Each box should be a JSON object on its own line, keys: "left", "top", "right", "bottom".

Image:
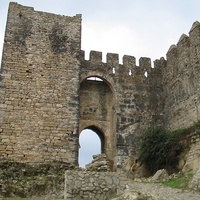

{"left": 79, "top": 76, "right": 116, "bottom": 170}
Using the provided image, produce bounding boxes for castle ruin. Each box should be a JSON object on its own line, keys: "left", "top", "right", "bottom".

{"left": 0, "top": 2, "right": 200, "bottom": 175}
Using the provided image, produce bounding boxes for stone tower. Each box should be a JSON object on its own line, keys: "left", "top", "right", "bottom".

{"left": 0, "top": 2, "right": 81, "bottom": 166}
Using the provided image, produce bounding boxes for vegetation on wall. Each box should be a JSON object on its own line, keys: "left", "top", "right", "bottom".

{"left": 139, "top": 127, "right": 182, "bottom": 175}
{"left": 139, "top": 121, "right": 200, "bottom": 175}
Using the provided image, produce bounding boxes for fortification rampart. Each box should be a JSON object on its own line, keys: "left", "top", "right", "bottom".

{"left": 80, "top": 50, "right": 164, "bottom": 80}
{"left": 163, "top": 21, "right": 200, "bottom": 130}
{"left": 1, "top": 2, "right": 200, "bottom": 197}
{"left": 0, "top": 2, "right": 200, "bottom": 190}
{"left": 80, "top": 50, "right": 165, "bottom": 166}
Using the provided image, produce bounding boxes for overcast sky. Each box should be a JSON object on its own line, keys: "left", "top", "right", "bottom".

{"left": 1, "top": 0, "right": 200, "bottom": 166}
{"left": 1, "top": 0, "right": 200, "bottom": 63}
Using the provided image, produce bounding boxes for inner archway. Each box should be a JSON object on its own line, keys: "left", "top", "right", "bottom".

{"left": 79, "top": 74, "right": 116, "bottom": 170}
{"left": 79, "top": 127, "right": 105, "bottom": 168}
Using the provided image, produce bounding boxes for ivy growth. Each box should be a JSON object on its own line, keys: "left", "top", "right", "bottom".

{"left": 139, "top": 127, "right": 182, "bottom": 175}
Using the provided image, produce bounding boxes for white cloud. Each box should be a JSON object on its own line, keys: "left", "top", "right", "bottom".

{"left": 82, "top": 22, "right": 144, "bottom": 62}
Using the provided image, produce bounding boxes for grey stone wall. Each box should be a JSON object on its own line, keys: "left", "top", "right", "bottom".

{"left": 182, "top": 133, "right": 200, "bottom": 173}
{"left": 163, "top": 22, "right": 200, "bottom": 130}
{"left": 80, "top": 51, "right": 165, "bottom": 168}
{"left": 1, "top": 2, "right": 200, "bottom": 176}
{"left": 0, "top": 2, "right": 81, "bottom": 164}
{"left": 64, "top": 170, "right": 120, "bottom": 200}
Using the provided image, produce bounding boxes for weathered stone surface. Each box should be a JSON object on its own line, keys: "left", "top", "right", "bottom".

{"left": 0, "top": 2, "right": 81, "bottom": 166}
{"left": 189, "top": 168, "right": 200, "bottom": 190}
{"left": 85, "top": 154, "right": 110, "bottom": 171}
{"left": 116, "top": 180, "right": 200, "bottom": 200}
{"left": 0, "top": 161, "right": 73, "bottom": 198}
{"left": 64, "top": 170, "right": 120, "bottom": 200}
{"left": 1, "top": 3, "right": 200, "bottom": 198}
{"left": 151, "top": 169, "right": 169, "bottom": 182}
{"left": 181, "top": 133, "right": 200, "bottom": 173}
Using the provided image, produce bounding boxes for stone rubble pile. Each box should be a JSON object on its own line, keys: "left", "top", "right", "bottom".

{"left": 85, "top": 154, "right": 110, "bottom": 171}
{"left": 151, "top": 169, "right": 170, "bottom": 182}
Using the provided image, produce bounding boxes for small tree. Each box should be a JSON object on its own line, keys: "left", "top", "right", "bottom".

{"left": 139, "top": 127, "right": 181, "bottom": 175}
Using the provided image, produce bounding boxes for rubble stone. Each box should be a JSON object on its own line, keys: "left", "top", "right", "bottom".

{"left": 85, "top": 154, "right": 110, "bottom": 171}
{"left": 151, "top": 169, "right": 170, "bottom": 182}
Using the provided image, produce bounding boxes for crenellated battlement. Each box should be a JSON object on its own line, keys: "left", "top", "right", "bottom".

{"left": 167, "top": 21, "right": 200, "bottom": 53}
{"left": 177, "top": 34, "right": 190, "bottom": 46}
{"left": 189, "top": 21, "right": 200, "bottom": 34}
{"left": 82, "top": 50, "right": 153, "bottom": 67}
{"left": 80, "top": 50, "right": 165, "bottom": 82}
{"left": 107, "top": 53, "right": 119, "bottom": 65}
{"left": 162, "top": 20, "right": 200, "bottom": 131}
{"left": 165, "top": 21, "right": 200, "bottom": 82}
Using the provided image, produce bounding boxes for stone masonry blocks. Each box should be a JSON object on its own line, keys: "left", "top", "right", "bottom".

{"left": 64, "top": 170, "right": 120, "bottom": 200}
{"left": 1, "top": 2, "right": 200, "bottom": 172}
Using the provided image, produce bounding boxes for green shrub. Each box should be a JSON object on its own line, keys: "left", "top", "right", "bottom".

{"left": 139, "top": 127, "right": 182, "bottom": 175}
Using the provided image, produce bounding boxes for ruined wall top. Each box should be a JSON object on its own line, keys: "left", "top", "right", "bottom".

{"left": 8, "top": 2, "right": 81, "bottom": 19}
{"left": 1, "top": 2, "right": 82, "bottom": 71}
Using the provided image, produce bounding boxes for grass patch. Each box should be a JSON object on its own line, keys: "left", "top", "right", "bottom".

{"left": 162, "top": 173, "right": 193, "bottom": 189}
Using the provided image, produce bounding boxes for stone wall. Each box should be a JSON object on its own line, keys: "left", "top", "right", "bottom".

{"left": 0, "top": 2, "right": 81, "bottom": 164}
{"left": 163, "top": 22, "right": 200, "bottom": 130}
{"left": 1, "top": 2, "right": 200, "bottom": 182}
{"left": 182, "top": 132, "right": 200, "bottom": 173}
{"left": 79, "top": 79, "right": 115, "bottom": 169}
{"left": 0, "top": 161, "right": 72, "bottom": 198}
{"left": 80, "top": 51, "right": 165, "bottom": 167}
{"left": 190, "top": 168, "right": 200, "bottom": 190}
{"left": 64, "top": 170, "right": 120, "bottom": 200}
{"left": 0, "top": 2, "right": 168, "bottom": 171}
